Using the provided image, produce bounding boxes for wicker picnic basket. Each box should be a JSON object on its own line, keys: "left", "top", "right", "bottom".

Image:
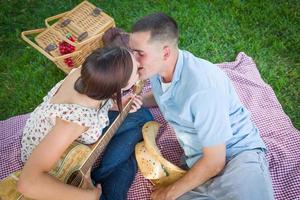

{"left": 21, "top": 1, "right": 115, "bottom": 73}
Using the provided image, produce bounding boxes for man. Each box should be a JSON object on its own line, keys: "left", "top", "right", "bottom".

{"left": 129, "top": 13, "right": 274, "bottom": 200}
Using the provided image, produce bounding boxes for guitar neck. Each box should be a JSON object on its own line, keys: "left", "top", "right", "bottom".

{"left": 80, "top": 85, "right": 143, "bottom": 174}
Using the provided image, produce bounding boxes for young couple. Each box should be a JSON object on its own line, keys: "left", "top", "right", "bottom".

{"left": 18, "top": 13, "right": 274, "bottom": 200}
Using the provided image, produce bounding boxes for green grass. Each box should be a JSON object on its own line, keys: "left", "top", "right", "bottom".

{"left": 0, "top": 0, "right": 299, "bottom": 129}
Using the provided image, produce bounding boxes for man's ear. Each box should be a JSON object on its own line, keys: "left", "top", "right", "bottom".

{"left": 162, "top": 46, "right": 171, "bottom": 60}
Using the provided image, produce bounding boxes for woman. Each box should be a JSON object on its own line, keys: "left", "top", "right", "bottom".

{"left": 17, "top": 46, "right": 153, "bottom": 200}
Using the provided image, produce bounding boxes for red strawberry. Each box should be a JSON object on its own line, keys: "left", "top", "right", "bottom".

{"left": 59, "top": 34, "right": 76, "bottom": 67}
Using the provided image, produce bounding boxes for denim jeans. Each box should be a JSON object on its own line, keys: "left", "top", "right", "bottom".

{"left": 91, "top": 107, "right": 153, "bottom": 200}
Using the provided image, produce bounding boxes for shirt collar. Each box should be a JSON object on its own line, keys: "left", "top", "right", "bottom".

{"left": 154, "top": 50, "right": 183, "bottom": 101}
{"left": 172, "top": 49, "right": 184, "bottom": 85}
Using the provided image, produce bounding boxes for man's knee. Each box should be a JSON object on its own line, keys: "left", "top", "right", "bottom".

{"left": 209, "top": 150, "right": 274, "bottom": 200}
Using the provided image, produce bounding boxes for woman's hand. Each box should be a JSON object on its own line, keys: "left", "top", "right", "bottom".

{"left": 110, "top": 93, "right": 143, "bottom": 113}
{"left": 81, "top": 169, "right": 102, "bottom": 200}
{"left": 17, "top": 118, "right": 100, "bottom": 200}
{"left": 128, "top": 94, "right": 143, "bottom": 113}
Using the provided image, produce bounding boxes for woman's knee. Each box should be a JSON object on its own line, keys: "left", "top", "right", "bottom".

{"left": 136, "top": 107, "right": 154, "bottom": 122}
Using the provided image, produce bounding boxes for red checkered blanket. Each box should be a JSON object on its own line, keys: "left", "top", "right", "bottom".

{"left": 1, "top": 53, "right": 299, "bottom": 200}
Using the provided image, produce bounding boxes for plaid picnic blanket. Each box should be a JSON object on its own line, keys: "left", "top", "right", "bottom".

{"left": 1, "top": 52, "right": 299, "bottom": 200}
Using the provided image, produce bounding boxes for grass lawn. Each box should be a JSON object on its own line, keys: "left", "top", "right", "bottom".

{"left": 0, "top": 0, "right": 299, "bottom": 129}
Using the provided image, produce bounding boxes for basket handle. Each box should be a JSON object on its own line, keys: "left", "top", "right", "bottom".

{"left": 45, "top": 11, "right": 112, "bottom": 47}
{"left": 21, "top": 29, "right": 82, "bottom": 62}
{"left": 59, "top": 31, "right": 106, "bottom": 47}
{"left": 45, "top": 21, "right": 105, "bottom": 48}
{"left": 44, "top": 11, "right": 69, "bottom": 28}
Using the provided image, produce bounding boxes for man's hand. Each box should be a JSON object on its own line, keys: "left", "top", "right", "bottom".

{"left": 150, "top": 144, "right": 226, "bottom": 200}
{"left": 151, "top": 186, "right": 177, "bottom": 200}
{"left": 142, "top": 91, "right": 157, "bottom": 107}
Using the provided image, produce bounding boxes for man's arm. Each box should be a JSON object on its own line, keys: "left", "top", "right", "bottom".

{"left": 142, "top": 91, "right": 157, "bottom": 107}
{"left": 151, "top": 143, "right": 226, "bottom": 200}
{"left": 151, "top": 88, "right": 231, "bottom": 199}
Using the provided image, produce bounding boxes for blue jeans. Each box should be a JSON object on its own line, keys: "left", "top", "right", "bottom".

{"left": 177, "top": 149, "right": 274, "bottom": 200}
{"left": 91, "top": 107, "right": 153, "bottom": 200}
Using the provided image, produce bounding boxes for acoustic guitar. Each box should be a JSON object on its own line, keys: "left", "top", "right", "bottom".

{"left": 0, "top": 80, "right": 144, "bottom": 200}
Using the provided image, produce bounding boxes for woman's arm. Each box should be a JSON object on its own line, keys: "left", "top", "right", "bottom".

{"left": 17, "top": 117, "right": 101, "bottom": 200}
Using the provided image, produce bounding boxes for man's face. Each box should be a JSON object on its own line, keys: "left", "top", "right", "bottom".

{"left": 129, "top": 31, "right": 164, "bottom": 80}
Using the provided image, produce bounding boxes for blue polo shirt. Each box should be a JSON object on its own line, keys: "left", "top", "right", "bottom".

{"left": 150, "top": 50, "right": 266, "bottom": 167}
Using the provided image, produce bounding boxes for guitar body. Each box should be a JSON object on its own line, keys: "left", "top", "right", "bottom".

{"left": 0, "top": 142, "right": 91, "bottom": 200}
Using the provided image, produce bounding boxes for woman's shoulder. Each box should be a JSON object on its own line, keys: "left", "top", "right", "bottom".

{"left": 45, "top": 68, "right": 81, "bottom": 102}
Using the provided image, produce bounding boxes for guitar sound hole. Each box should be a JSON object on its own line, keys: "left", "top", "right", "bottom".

{"left": 67, "top": 170, "right": 83, "bottom": 187}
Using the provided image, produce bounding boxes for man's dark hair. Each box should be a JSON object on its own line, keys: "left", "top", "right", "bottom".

{"left": 132, "top": 12, "right": 179, "bottom": 44}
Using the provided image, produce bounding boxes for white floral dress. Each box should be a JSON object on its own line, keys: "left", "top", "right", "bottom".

{"left": 21, "top": 79, "right": 113, "bottom": 162}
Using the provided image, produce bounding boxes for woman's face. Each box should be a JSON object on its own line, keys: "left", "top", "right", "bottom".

{"left": 122, "top": 52, "right": 140, "bottom": 91}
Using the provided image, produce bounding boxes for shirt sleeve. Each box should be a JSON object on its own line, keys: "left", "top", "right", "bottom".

{"left": 51, "top": 105, "right": 95, "bottom": 128}
{"left": 191, "top": 88, "right": 233, "bottom": 147}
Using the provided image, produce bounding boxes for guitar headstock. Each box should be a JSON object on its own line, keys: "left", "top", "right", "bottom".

{"left": 133, "top": 80, "right": 145, "bottom": 95}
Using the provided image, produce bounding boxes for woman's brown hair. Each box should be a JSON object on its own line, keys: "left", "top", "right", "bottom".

{"left": 74, "top": 47, "right": 133, "bottom": 111}
{"left": 102, "top": 27, "right": 129, "bottom": 48}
